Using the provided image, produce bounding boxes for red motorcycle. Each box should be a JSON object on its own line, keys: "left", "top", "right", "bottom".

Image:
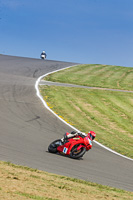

{"left": 48, "top": 132, "right": 92, "bottom": 159}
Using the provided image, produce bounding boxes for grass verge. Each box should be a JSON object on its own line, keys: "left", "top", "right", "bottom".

{"left": 40, "top": 64, "right": 133, "bottom": 158}
{"left": 0, "top": 161, "right": 133, "bottom": 200}
{"left": 44, "top": 64, "right": 133, "bottom": 91}
{"left": 40, "top": 85, "right": 133, "bottom": 158}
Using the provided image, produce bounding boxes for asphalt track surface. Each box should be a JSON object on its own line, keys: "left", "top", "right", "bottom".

{"left": 0, "top": 54, "right": 133, "bottom": 192}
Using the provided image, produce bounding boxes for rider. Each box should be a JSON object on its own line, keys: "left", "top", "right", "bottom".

{"left": 41, "top": 51, "right": 47, "bottom": 59}
{"left": 61, "top": 130, "right": 96, "bottom": 144}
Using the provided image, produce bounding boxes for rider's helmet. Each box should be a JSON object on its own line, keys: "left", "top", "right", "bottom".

{"left": 88, "top": 131, "right": 96, "bottom": 140}
{"left": 42, "top": 51, "right": 45, "bottom": 54}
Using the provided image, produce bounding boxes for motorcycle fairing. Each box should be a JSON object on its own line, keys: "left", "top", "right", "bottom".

{"left": 57, "top": 137, "right": 86, "bottom": 155}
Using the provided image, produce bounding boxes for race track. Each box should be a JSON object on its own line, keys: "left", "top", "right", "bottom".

{"left": 0, "top": 54, "right": 133, "bottom": 191}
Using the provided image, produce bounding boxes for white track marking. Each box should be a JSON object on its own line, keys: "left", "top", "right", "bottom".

{"left": 35, "top": 65, "right": 133, "bottom": 161}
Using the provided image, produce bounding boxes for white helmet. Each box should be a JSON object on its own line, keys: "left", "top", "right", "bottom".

{"left": 42, "top": 51, "right": 45, "bottom": 53}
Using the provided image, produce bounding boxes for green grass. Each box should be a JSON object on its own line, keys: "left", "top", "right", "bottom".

{"left": 40, "top": 64, "right": 133, "bottom": 158}
{"left": 45, "top": 64, "right": 133, "bottom": 91}
{"left": 40, "top": 86, "right": 133, "bottom": 158}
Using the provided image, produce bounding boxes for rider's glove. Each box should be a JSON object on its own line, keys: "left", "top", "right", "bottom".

{"left": 71, "top": 131, "right": 77, "bottom": 135}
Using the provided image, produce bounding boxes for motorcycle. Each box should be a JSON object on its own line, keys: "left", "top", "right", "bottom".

{"left": 40, "top": 51, "right": 47, "bottom": 60}
{"left": 40, "top": 54, "right": 46, "bottom": 59}
{"left": 48, "top": 132, "right": 92, "bottom": 159}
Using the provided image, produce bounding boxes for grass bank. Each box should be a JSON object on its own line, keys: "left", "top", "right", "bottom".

{"left": 41, "top": 64, "right": 133, "bottom": 158}
{"left": 40, "top": 86, "right": 133, "bottom": 158}
{"left": 45, "top": 64, "right": 133, "bottom": 91}
{"left": 0, "top": 161, "right": 133, "bottom": 200}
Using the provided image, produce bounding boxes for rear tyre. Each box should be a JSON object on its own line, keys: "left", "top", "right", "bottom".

{"left": 48, "top": 139, "right": 62, "bottom": 153}
{"left": 70, "top": 144, "right": 86, "bottom": 159}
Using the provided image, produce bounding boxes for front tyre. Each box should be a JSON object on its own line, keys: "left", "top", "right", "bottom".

{"left": 48, "top": 139, "right": 62, "bottom": 153}
{"left": 70, "top": 144, "right": 86, "bottom": 159}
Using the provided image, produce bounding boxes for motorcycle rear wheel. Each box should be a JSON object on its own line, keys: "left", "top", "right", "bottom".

{"left": 48, "top": 139, "right": 62, "bottom": 153}
{"left": 70, "top": 144, "right": 86, "bottom": 159}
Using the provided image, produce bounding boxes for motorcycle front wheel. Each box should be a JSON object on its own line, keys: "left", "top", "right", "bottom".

{"left": 70, "top": 144, "right": 86, "bottom": 159}
{"left": 48, "top": 139, "right": 62, "bottom": 153}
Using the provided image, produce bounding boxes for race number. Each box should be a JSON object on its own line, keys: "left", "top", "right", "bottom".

{"left": 63, "top": 147, "right": 68, "bottom": 154}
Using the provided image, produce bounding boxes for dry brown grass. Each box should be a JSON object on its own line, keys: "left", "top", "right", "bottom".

{"left": 0, "top": 161, "right": 133, "bottom": 200}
